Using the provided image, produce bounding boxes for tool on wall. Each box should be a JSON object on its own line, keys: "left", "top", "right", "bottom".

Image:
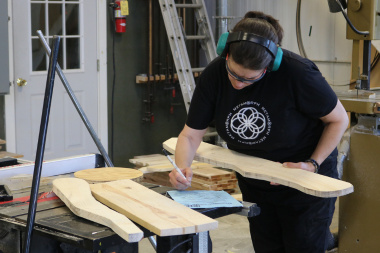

{"left": 138, "top": 0, "right": 209, "bottom": 118}
{"left": 159, "top": 0, "right": 217, "bottom": 112}
{"left": 143, "top": 0, "right": 155, "bottom": 123}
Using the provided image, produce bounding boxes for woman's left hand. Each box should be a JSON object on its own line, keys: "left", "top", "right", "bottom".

{"left": 270, "top": 162, "right": 316, "bottom": 186}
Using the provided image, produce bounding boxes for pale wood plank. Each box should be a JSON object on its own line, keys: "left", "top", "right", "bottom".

{"left": 0, "top": 151, "right": 23, "bottom": 159}
{"left": 52, "top": 178, "right": 143, "bottom": 242}
{"left": 142, "top": 172, "right": 172, "bottom": 187}
{"left": 193, "top": 167, "right": 234, "bottom": 180}
{"left": 130, "top": 155, "right": 198, "bottom": 167}
{"left": 140, "top": 163, "right": 214, "bottom": 174}
{"left": 231, "top": 194, "right": 243, "bottom": 202}
{"left": 190, "top": 180, "right": 237, "bottom": 191}
{"left": 163, "top": 138, "right": 354, "bottom": 198}
{"left": 192, "top": 177, "right": 238, "bottom": 185}
{"left": 142, "top": 170, "right": 238, "bottom": 191}
{"left": 74, "top": 167, "right": 143, "bottom": 183}
{"left": 129, "top": 155, "right": 172, "bottom": 167}
{"left": 90, "top": 179, "right": 218, "bottom": 236}
{"left": 146, "top": 162, "right": 203, "bottom": 173}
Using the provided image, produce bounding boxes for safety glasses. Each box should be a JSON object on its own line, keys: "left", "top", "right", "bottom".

{"left": 225, "top": 60, "right": 267, "bottom": 84}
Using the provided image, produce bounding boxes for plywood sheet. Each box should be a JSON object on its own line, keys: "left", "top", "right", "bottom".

{"left": 52, "top": 178, "right": 143, "bottom": 242}
{"left": 90, "top": 179, "right": 218, "bottom": 236}
{"left": 74, "top": 167, "right": 143, "bottom": 183}
{"left": 163, "top": 138, "right": 354, "bottom": 198}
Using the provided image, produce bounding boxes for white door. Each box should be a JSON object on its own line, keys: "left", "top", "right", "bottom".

{"left": 12, "top": 0, "right": 99, "bottom": 161}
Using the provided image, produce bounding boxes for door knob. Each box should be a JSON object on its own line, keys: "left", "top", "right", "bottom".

{"left": 17, "top": 78, "right": 27, "bottom": 86}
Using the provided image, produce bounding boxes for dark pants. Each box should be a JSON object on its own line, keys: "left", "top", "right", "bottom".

{"left": 237, "top": 150, "right": 338, "bottom": 253}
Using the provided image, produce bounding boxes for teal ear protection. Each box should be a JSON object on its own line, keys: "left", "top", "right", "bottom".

{"left": 217, "top": 31, "right": 283, "bottom": 72}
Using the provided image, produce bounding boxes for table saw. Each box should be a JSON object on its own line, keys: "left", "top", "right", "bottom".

{"left": 0, "top": 154, "right": 257, "bottom": 253}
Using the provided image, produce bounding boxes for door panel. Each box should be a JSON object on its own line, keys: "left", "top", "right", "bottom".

{"left": 13, "top": 0, "right": 98, "bottom": 160}
{"left": 63, "top": 91, "right": 85, "bottom": 151}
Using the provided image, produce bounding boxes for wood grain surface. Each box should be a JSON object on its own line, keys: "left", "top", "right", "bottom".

{"left": 145, "top": 162, "right": 208, "bottom": 173}
{"left": 52, "top": 178, "right": 143, "bottom": 242}
{"left": 90, "top": 179, "right": 218, "bottom": 236}
{"left": 74, "top": 167, "right": 143, "bottom": 182}
{"left": 163, "top": 138, "right": 354, "bottom": 198}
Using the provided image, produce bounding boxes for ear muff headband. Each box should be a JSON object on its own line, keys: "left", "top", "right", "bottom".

{"left": 217, "top": 31, "right": 282, "bottom": 72}
{"left": 272, "top": 47, "right": 282, "bottom": 71}
{"left": 216, "top": 33, "right": 229, "bottom": 56}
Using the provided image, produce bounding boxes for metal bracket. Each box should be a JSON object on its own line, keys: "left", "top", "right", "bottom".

{"left": 190, "top": 231, "right": 210, "bottom": 253}
{"left": 235, "top": 201, "right": 261, "bottom": 218}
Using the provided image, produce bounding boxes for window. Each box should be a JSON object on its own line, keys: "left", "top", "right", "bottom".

{"left": 31, "top": 0, "right": 81, "bottom": 72}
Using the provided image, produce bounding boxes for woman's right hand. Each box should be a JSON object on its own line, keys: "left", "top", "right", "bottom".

{"left": 169, "top": 167, "right": 193, "bottom": 190}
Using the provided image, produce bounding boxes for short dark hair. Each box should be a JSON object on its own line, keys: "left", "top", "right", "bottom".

{"left": 230, "top": 11, "right": 284, "bottom": 70}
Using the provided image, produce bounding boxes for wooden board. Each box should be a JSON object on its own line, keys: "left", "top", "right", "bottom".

{"left": 90, "top": 179, "right": 218, "bottom": 236}
{"left": 0, "top": 151, "right": 23, "bottom": 159}
{"left": 190, "top": 180, "right": 237, "bottom": 191}
{"left": 52, "top": 178, "right": 143, "bottom": 242}
{"left": 141, "top": 171, "right": 237, "bottom": 192}
{"left": 142, "top": 172, "right": 172, "bottom": 187}
{"left": 192, "top": 167, "right": 235, "bottom": 181}
{"left": 130, "top": 155, "right": 197, "bottom": 168}
{"left": 145, "top": 162, "right": 208, "bottom": 173}
{"left": 129, "top": 155, "right": 173, "bottom": 167}
{"left": 74, "top": 167, "right": 143, "bottom": 183}
{"left": 143, "top": 173, "right": 172, "bottom": 187}
{"left": 231, "top": 194, "right": 242, "bottom": 202}
{"left": 163, "top": 138, "right": 354, "bottom": 198}
{"left": 192, "top": 177, "right": 238, "bottom": 185}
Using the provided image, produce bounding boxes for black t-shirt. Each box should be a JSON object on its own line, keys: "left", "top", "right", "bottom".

{"left": 186, "top": 49, "right": 337, "bottom": 163}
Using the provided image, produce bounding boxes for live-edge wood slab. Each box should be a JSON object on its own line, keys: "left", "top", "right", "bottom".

{"left": 52, "top": 178, "right": 143, "bottom": 242}
{"left": 163, "top": 138, "right": 354, "bottom": 198}
{"left": 90, "top": 179, "right": 218, "bottom": 236}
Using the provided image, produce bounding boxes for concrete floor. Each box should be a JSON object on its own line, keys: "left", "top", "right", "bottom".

{"left": 139, "top": 213, "right": 253, "bottom": 253}
{"left": 139, "top": 199, "right": 339, "bottom": 253}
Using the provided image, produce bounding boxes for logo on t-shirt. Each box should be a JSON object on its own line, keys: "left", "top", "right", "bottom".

{"left": 225, "top": 101, "right": 271, "bottom": 145}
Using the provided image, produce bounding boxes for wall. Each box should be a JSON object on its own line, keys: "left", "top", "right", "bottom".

{"left": 0, "top": 0, "right": 9, "bottom": 95}
{"left": 107, "top": 2, "right": 188, "bottom": 167}
{"left": 107, "top": 1, "right": 355, "bottom": 166}
{"left": 0, "top": 0, "right": 8, "bottom": 148}
{"left": 205, "top": 0, "right": 353, "bottom": 91}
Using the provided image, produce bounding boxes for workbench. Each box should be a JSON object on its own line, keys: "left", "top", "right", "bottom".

{"left": 0, "top": 154, "right": 253, "bottom": 253}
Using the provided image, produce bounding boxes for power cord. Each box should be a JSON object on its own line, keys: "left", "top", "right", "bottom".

{"left": 167, "top": 238, "right": 191, "bottom": 253}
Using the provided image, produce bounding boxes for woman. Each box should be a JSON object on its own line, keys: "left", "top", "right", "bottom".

{"left": 169, "top": 11, "right": 348, "bottom": 253}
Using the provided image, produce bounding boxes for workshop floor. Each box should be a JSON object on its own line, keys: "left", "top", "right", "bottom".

{"left": 139, "top": 199, "right": 339, "bottom": 253}
{"left": 139, "top": 213, "right": 253, "bottom": 253}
